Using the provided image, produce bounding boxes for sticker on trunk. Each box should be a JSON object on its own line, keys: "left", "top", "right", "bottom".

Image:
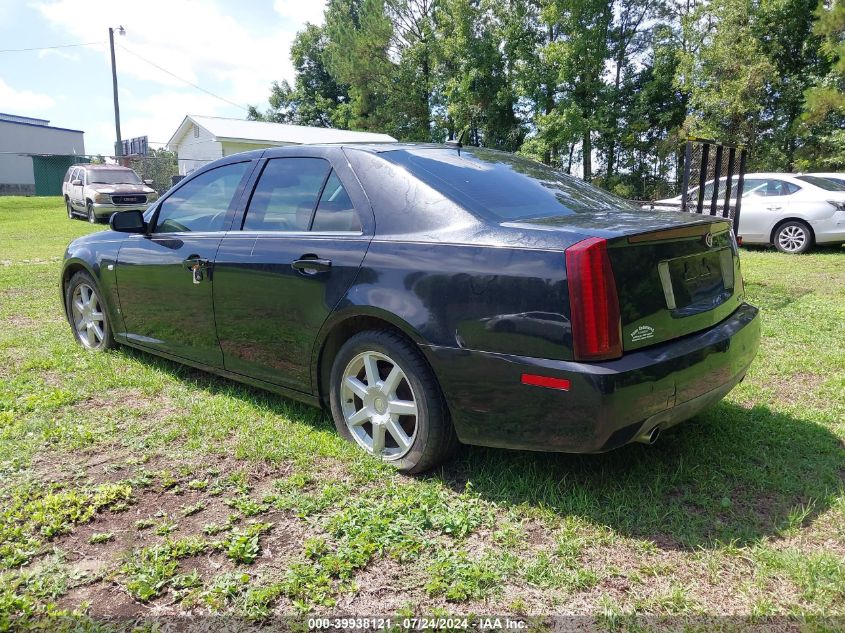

{"left": 631, "top": 325, "right": 655, "bottom": 342}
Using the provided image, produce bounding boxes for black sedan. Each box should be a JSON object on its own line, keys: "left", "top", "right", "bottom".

{"left": 61, "top": 144, "right": 760, "bottom": 473}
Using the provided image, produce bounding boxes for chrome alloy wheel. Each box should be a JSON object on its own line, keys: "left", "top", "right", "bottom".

{"left": 71, "top": 283, "right": 106, "bottom": 349}
{"left": 340, "top": 351, "right": 418, "bottom": 460}
{"left": 777, "top": 224, "right": 807, "bottom": 252}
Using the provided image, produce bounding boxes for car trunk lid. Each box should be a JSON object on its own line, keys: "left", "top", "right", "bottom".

{"left": 504, "top": 211, "right": 745, "bottom": 354}
{"left": 606, "top": 219, "right": 744, "bottom": 351}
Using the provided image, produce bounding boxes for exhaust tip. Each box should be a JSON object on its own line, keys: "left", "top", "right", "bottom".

{"left": 636, "top": 426, "right": 661, "bottom": 445}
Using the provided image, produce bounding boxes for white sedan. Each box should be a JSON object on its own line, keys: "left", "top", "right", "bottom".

{"left": 649, "top": 172, "right": 845, "bottom": 253}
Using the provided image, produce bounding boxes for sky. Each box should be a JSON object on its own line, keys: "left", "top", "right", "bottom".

{"left": 0, "top": 0, "right": 327, "bottom": 155}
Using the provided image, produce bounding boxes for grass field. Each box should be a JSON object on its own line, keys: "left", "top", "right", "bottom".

{"left": 1, "top": 196, "right": 844, "bottom": 627}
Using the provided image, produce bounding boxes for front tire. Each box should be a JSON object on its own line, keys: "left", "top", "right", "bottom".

{"left": 774, "top": 221, "right": 812, "bottom": 254}
{"left": 65, "top": 271, "right": 115, "bottom": 351}
{"left": 329, "top": 330, "right": 457, "bottom": 473}
{"left": 66, "top": 199, "right": 74, "bottom": 219}
{"left": 87, "top": 202, "right": 97, "bottom": 224}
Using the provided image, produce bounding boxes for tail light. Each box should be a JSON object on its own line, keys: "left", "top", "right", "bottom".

{"left": 565, "top": 237, "right": 622, "bottom": 361}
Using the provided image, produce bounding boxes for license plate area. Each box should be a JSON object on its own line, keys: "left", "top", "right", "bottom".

{"left": 657, "top": 248, "right": 734, "bottom": 316}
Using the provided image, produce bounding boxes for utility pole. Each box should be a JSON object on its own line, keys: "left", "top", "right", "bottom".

{"left": 109, "top": 26, "right": 125, "bottom": 159}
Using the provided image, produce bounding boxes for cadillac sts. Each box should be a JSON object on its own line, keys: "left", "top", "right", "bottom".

{"left": 61, "top": 144, "right": 761, "bottom": 472}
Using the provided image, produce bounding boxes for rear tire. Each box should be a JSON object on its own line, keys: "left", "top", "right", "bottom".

{"left": 65, "top": 271, "right": 115, "bottom": 351}
{"left": 774, "top": 221, "right": 812, "bottom": 254}
{"left": 329, "top": 330, "right": 458, "bottom": 474}
{"left": 87, "top": 202, "right": 97, "bottom": 224}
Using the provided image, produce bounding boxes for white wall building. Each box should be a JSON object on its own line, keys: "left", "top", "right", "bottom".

{"left": 0, "top": 113, "right": 85, "bottom": 195}
{"left": 167, "top": 115, "right": 397, "bottom": 175}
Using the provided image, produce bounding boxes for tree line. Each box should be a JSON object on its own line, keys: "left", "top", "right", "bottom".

{"left": 248, "top": 0, "right": 845, "bottom": 200}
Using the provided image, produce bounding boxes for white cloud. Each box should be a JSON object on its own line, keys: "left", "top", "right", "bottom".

{"left": 30, "top": 0, "right": 326, "bottom": 107}
{"left": 38, "top": 47, "right": 80, "bottom": 62}
{"left": 0, "top": 77, "right": 56, "bottom": 112}
{"left": 83, "top": 90, "right": 231, "bottom": 155}
{"left": 273, "top": 0, "right": 326, "bottom": 26}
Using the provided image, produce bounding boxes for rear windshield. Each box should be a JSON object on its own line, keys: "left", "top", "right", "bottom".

{"left": 382, "top": 147, "right": 638, "bottom": 220}
{"left": 795, "top": 175, "right": 845, "bottom": 191}
{"left": 88, "top": 169, "right": 142, "bottom": 185}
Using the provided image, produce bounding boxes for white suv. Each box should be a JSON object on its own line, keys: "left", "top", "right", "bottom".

{"left": 62, "top": 164, "right": 158, "bottom": 224}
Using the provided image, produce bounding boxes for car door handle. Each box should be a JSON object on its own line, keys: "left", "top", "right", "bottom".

{"left": 766, "top": 206, "right": 782, "bottom": 211}
{"left": 292, "top": 257, "right": 332, "bottom": 274}
{"left": 182, "top": 255, "right": 210, "bottom": 270}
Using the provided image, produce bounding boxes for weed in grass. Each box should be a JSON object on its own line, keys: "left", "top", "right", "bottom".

{"left": 154, "top": 517, "right": 178, "bottom": 536}
{"left": 170, "top": 569, "right": 202, "bottom": 601}
{"left": 223, "top": 523, "right": 272, "bottom": 564}
{"left": 0, "top": 560, "right": 81, "bottom": 627}
{"left": 135, "top": 518, "right": 156, "bottom": 530}
{"left": 203, "top": 521, "right": 232, "bottom": 536}
{"left": 225, "top": 495, "right": 268, "bottom": 517}
{"left": 521, "top": 552, "right": 599, "bottom": 591}
{"left": 634, "top": 584, "right": 699, "bottom": 615}
{"left": 265, "top": 477, "right": 351, "bottom": 518}
{"left": 0, "top": 482, "right": 132, "bottom": 568}
{"left": 158, "top": 470, "right": 179, "bottom": 490}
{"left": 87, "top": 532, "right": 114, "bottom": 545}
{"left": 120, "top": 536, "right": 211, "bottom": 601}
{"left": 282, "top": 562, "right": 336, "bottom": 612}
{"left": 425, "top": 549, "right": 512, "bottom": 602}
{"left": 180, "top": 500, "right": 207, "bottom": 517}
{"left": 199, "top": 571, "right": 286, "bottom": 620}
{"left": 121, "top": 548, "right": 179, "bottom": 602}
{"left": 200, "top": 572, "right": 251, "bottom": 611}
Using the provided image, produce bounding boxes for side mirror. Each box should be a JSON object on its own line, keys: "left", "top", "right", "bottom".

{"left": 143, "top": 179, "right": 154, "bottom": 186}
{"left": 71, "top": 179, "right": 82, "bottom": 186}
{"left": 110, "top": 210, "right": 146, "bottom": 233}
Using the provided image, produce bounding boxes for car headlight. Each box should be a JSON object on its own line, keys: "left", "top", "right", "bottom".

{"left": 827, "top": 200, "right": 845, "bottom": 212}
{"left": 147, "top": 191, "right": 159, "bottom": 202}
{"left": 92, "top": 192, "right": 111, "bottom": 203}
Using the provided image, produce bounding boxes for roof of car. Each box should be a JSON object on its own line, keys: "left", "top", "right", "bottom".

{"left": 72, "top": 164, "right": 135, "bottom": 170}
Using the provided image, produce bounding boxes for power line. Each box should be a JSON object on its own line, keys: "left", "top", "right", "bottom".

{"left": 0, "top": 41, "right": 102, "bottom": 53}
{"left": 116, "top": 44, "right": 248, "bottom": 113}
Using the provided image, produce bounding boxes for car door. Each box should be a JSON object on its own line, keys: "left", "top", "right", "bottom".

{"left": 114, "top": 159, "right": 254, "bottom": 367}
{"left": 70, "top": 168, "right": 85, "bottom": 209}
{"left": 737, "top": 178, "right": 795, "bottom": 243}
{"left": 212, "top": 149, "right": 373, "bottom": 392}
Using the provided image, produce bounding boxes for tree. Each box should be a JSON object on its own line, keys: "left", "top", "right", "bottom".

{"left": 543, "top": 0, "right": 614, "bottom": 180}
{"left": 797, "top": 0, "right": 845, "bottom": 169}
{"left": 248, "top": 24, "right": 351, "bottom": 128}
{"left": 678, "top": 0, "right": 775, "bottom": 150}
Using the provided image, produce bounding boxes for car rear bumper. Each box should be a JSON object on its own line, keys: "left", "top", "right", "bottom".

{"left": 423, "top": 302, "right": 760, "bottom": 453}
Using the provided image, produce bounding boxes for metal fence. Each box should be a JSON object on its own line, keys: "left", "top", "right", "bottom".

{"left": 641, "top": 139, "right": 748, "bottom": 234}
{"left": 0, "top": 153, "right": 182, "bottom": 197}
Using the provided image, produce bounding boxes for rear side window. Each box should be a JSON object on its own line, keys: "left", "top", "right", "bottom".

{"left": 242, "top": 158, "right": 361, "bottom": 232}
{"left": 243, "top": 158, "right": 330, "bottom": 231}
{"left": 795, "top": 175, "right": 845, "bottom": 191}
{"left": 383, "top": 147, "right": 639, "bottom": 220}
{"left": 154, "top": 161, "right": 249, "bottom": 233}
{"left": 753, "top": 179, "right": 799, "bottom": 197}
{"left": 312, "top": 171, "right": 361, "bottom": 232}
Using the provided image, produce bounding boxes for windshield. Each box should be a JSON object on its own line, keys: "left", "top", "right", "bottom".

{"left": 795, "top": 175, "right": 845, "bottom": 191}
{"left": 383, "top": 147, "right": 638, "bottom": 220}
{"left": 88, "top": 169, "right": 142, "bottom": 185}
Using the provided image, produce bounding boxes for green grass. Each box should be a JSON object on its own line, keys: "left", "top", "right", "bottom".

{"left": 1, "top": 196, "right": 844, "bottom": 624}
